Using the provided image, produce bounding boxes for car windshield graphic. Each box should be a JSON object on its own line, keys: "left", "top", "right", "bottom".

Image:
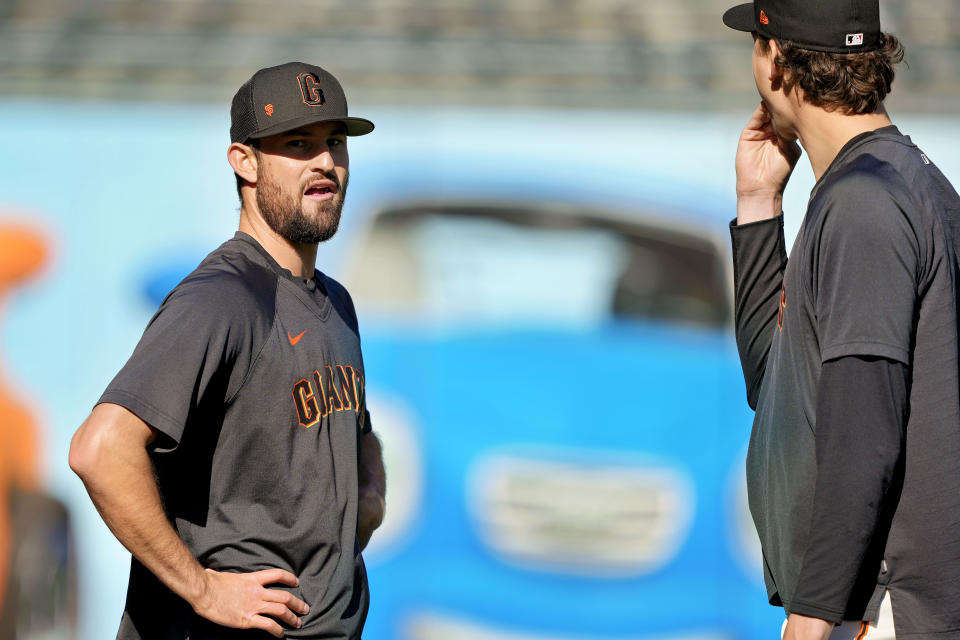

{"left": 346, "top": 206, "right": 729, "bottom": 329}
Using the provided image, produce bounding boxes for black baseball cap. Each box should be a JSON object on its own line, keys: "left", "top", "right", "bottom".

{"left": 722, "top": 0, "right": 881, "bottom": 54}
{"left": 230, "top": 62, "right": 374, "bottom": 143}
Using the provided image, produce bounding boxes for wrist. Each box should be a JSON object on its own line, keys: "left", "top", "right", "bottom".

{"left": 784, "top": 613, "right": 835, "bottom": 640}
{"left": 185, "top": 566, "right": 213, "bottom": 612}
{"left": 736, "top": 192, "right": 783, "bottom": 225}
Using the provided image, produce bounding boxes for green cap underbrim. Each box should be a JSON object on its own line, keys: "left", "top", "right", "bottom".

{"left": 247, "top": 115, "right": 375, "bottom": 141}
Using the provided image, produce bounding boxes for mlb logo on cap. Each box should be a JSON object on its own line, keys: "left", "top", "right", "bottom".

{"left": 722, "top": 0, "right": 881, "bottom": 53}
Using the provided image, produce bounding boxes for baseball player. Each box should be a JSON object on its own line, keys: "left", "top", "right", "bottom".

{"left": 69, "top": 62, "right": 385, "bottom": 639}
{"left": 723, "top": 1, "right": 960, "bottom": 639}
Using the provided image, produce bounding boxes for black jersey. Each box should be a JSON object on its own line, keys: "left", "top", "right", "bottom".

{"left": 732, "top": 127, "right": 960, "bottom": 637}
{"left": 100, "top": 232, "right": 371, "bottom": 639}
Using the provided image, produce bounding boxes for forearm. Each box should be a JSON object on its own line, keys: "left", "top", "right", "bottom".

{"left": 791, "top": 357, "right": 907, "bottom": 620}
{"left": 70, "top": 407, "right": 206, "bottom": 607}
{"left": 357, "top": 431, "right": 385, "bottom": 550}
{"left": 730, "top": 214, "right": 788, "bottom": 408}
{"left": 783, "top": 614, "right": 835, "bottom": 640}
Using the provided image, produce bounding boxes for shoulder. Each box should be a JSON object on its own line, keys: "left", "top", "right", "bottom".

{"left": 814, "top": 155, "right": 917, "bottom": 235}
{"left": 822, "top": 154, "right": 911, "bottom": 209}
{"left": 161, "top": 241, "right": 279, "bottom": 329}
{"left": 805, "top": 156, "right": 922, "bottom": 273}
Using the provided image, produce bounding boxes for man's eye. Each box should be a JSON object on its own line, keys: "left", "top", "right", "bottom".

{"left": 328, "top": 138, "right": 345, "bottom": 147}
{"left": 288, "top": 140, "right": 308, "bottom": 149}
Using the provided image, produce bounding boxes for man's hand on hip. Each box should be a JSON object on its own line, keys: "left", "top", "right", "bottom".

{"left": 70, "top": 405, "right": 310, "bottom": 638}
{"left": 191, "top": 568, "right": 310, "bottom": 638}
{"left": 735, "top": 102, "right": 801, "bottom": 225}
{"left": 783, "top": 613, "right": 835, "bottom": 640}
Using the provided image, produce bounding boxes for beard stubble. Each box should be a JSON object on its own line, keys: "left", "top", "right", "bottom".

{"left": 256, "top": 167, "right": 349, "bottom": 245}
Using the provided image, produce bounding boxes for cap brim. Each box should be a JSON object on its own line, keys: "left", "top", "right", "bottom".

{"left": 248, "top": 115, "right": 375, "bottom": 141}
{"left": 722, "top": 3, "right": 755, "bottom": 32}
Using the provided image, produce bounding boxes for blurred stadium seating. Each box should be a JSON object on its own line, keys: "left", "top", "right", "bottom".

{"left": 0, "top": 0, "right": 956, "bottom": 111}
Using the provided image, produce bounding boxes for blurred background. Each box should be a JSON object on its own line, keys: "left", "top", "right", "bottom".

{"left": 0, "top": 0, "right": 958, "bottom": 638}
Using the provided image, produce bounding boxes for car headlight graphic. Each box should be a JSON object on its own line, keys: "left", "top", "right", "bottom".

{"left": 404, "top": 611, "right": 730, "bottom": 640}
{"left": 468, "top": 453, "right": 693, "bottom": 577}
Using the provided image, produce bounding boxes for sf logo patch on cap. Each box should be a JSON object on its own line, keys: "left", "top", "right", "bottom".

{"left": 298, "top": 72, "right": 326, "bottom": 106}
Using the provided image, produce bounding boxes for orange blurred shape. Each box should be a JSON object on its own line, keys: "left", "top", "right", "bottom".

{"left": 0, "top": 221, "right": 49, "bottom": 612}
{"left": 0, "top": 224, "right": 47, "bottom": 289}
{"left": 0, "top": 221, "right": 48, "bottom": 487}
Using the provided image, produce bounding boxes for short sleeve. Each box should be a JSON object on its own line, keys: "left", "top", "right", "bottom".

{"left": 813, "top": 177, "right": 918, "bottom": 365}
{"left": 98, "top": 273, "right": 274, "bottom": 451}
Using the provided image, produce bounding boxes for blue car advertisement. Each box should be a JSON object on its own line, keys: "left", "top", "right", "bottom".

{"left": 2, "top": 101, "right": 959, "bottom": 638}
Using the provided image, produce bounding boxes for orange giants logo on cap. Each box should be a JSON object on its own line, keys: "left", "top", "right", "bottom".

{"left": 264, "top": 104, "right": 274, "bottom": 117}
{"left": 759, "top": 9, "right": 770, "bottom": 24}
{"left": 298, "top": 73, "right": 326, "bottom": 107}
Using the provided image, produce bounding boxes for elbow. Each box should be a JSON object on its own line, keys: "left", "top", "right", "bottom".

{"left": 69, "top": 404, "right": 156, "bottom": 485}
{"left": 69, "top": 419, "right": 110, "bottom": 482}
{"left": 68, "top": 425, "right": 95, "bottom": 480}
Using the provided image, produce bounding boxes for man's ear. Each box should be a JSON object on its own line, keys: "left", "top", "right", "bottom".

{"left": 228, "top": 142, "right": 258, "bottom": 186}
{"left": 766, "top": 39, "right": 786, "bottom": 88}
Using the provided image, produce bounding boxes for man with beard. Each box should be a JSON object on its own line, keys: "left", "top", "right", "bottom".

{"left": 69, "top": 62, "right": 386, "bottom": 639}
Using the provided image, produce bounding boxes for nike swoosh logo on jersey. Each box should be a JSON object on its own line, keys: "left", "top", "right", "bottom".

{"left": 288, "top": 330, "right": 306, "bottom": 346}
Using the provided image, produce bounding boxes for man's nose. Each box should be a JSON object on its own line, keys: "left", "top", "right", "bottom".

{"left": 310, "top": 147, "right": 335, "bottom": 174}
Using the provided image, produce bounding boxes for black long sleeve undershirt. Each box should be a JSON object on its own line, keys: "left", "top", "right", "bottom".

{"left": 789, "top": 355, "right": 908, "bottom": 622}
{"left": 730, "top": 215, "right": 788, "bottom": 410}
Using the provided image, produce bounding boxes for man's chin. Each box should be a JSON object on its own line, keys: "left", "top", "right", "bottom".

{"left": 282, "top": 226, "right": 338, "bottom": 245}
{"left": 773, "top": 125, "right": 799, "bottom": 143}
{"left": 295, "top": 219, "right": 341, "bottom": 244}
{"left": 767, "top": 117, "right": 798, "bottom": 143}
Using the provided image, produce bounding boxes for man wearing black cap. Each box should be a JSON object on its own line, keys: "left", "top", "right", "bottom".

{"left": 723, "top": 2, "right": 960, "bottom": 640}
{"left": 69, "top": 62, "right": 385, "bottom": 639}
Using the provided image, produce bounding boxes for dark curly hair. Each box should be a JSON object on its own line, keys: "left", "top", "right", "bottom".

{"left": 757, "top": 34, "right": 905, "bottom": 115}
